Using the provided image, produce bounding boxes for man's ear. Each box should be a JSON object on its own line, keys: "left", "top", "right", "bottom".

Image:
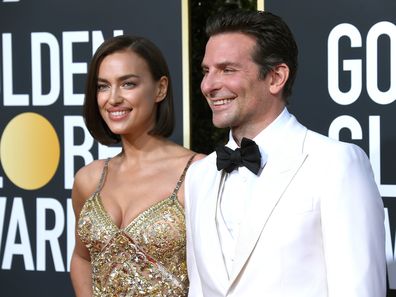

{"left": 155, "top": 76, "right": 169, "bottom": 102}
{"left": 269, "top": 63, "right": 289, "bottom": 96}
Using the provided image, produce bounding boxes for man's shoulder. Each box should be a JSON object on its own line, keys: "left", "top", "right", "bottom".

{"left": 185, "top": 151, "right": 219, "bottom": 194}
{"left": 189, "top": 151, "right": 217, "bottom": 172}
{"left": 306, "top": 129, "right": 358, "bottom": 148}
{"left": 305, "top": 129, "right": 368, "bottom": 163}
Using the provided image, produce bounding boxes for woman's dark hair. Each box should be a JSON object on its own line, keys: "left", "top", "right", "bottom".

{"left": 83, "top": 35, "right": 174, "bottom": 145}
{"left": 206, "top": 9, "right": 298, "bottom": 99}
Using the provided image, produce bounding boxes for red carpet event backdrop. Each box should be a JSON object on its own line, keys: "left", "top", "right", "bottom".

{"left": 0, "top": 0, "right": 185, "bottom": 296}
{"left": 0, "top": 0, "right": 395, "bottom": 296}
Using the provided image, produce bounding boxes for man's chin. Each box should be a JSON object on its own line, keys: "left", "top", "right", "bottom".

{"left": 212, "top": 119, "right": 230, "bottom": 129}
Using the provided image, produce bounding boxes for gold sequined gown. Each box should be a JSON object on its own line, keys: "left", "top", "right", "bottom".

{"left": 77, "top": 156, "right": 194, "bottom": 296}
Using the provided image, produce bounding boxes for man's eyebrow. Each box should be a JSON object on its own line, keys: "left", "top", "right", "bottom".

{"left": 201, "top": 61, "right": 240, "bottom": 69}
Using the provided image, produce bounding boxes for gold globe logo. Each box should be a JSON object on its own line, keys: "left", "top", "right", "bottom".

{"left": 0, "top": 112, "right": 60, "bottom": 190}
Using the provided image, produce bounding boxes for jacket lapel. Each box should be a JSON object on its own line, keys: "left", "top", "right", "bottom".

{"left": 228, "top": 153, "right": 307, "bottom": 284}
{"left": 228, "top": 116, "right": 309, "bottom": 286}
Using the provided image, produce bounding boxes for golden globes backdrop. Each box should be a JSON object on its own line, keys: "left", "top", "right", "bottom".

{"left": 1, "top": 0, "right": 395, "bottom": 295}
{"left": 0, "top": 0, "right": 185, "bottom": 296}
{"left": 265, "top": 0, "right": 395, "bottom": 294}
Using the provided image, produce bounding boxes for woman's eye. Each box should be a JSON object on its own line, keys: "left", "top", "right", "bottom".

{"left": 123, "top": 81, "right": 136, "bottom": 88}
{"left": 97, "top": 84, "right": 108, "bottom": 91}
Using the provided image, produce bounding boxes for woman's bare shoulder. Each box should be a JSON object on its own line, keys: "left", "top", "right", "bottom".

{"left": 72, "top": 159, "right": 108, "bottom": 205}
{"left": 74, "top": 159, "right": 107, "bottom": 184}
{"left": 171, "top": 145, "right": 205, "bottom": 164}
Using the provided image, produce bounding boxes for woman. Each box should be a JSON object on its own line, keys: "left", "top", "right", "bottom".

{"left": 70, "top": 35, "right": 203, "bottom": 296}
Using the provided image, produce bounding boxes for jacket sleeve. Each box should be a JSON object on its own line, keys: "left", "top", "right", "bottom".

{"left": 320, "top": 143, "right": 386, "bottom": 296}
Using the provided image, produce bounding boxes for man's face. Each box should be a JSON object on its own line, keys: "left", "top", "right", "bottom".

{"left": 201, "top": 32, "right": 274, "bottom": 136}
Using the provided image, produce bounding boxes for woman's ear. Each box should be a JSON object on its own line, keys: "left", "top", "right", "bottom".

{"left": 269, "top": 63, "right": 289, "bottom": 96}
{"left": 155, "top": 76, "right": 168, "bottom": 102}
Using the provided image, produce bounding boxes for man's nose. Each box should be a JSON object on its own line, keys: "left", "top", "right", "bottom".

{"left": 201, "top": 72, "right": 221, "bottom": 97}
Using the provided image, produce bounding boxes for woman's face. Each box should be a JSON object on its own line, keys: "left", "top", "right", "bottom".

{"left": 96, "top": 50, "right": 167, "bottom": 139}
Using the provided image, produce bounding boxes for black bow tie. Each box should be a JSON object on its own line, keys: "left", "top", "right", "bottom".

{"left": 216, "top": 137, "right": 261, "bottom": 175}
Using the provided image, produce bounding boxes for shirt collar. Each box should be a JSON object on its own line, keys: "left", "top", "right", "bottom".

{"left": 226, "top": 107, "right": 291, "bottom": 168}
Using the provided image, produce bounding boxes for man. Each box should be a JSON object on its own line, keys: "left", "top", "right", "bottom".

{"left": 184, "top": 9, "right": 386, "bottom": 297}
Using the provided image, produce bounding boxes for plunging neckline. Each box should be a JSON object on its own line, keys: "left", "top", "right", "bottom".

{"left": 89, "top": 154, "right": 195, "bottom": 232}
{"left": 95, "top": 192, "right": 183, "bottom": 231}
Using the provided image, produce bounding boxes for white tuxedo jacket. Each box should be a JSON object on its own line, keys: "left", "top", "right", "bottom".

{"left": 185, "top": 114, "right": 386, "bottom": 297}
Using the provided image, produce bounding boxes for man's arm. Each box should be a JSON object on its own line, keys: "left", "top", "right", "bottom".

{"left": 321, "top": 143, "right": 386, "bottom": 296}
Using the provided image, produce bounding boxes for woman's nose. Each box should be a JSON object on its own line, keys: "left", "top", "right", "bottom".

{"left": 108, "top": 87, "right": 124, "bottom": 104}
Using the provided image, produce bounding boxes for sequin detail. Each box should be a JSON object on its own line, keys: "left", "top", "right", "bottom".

{"left": 77, "top": 157, "right": 194, "bottom": 297}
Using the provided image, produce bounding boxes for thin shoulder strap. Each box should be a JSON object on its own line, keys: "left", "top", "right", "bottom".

{"left": 94, "top": 158, "right": 110, "bottom": 194}
{"left": 171, "top": 154, "right": 196, "bottom": 197}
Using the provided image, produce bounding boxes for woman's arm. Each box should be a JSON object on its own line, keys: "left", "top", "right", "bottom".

{"left": 69, "top": 167, "right": 94, "bottom": 297}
